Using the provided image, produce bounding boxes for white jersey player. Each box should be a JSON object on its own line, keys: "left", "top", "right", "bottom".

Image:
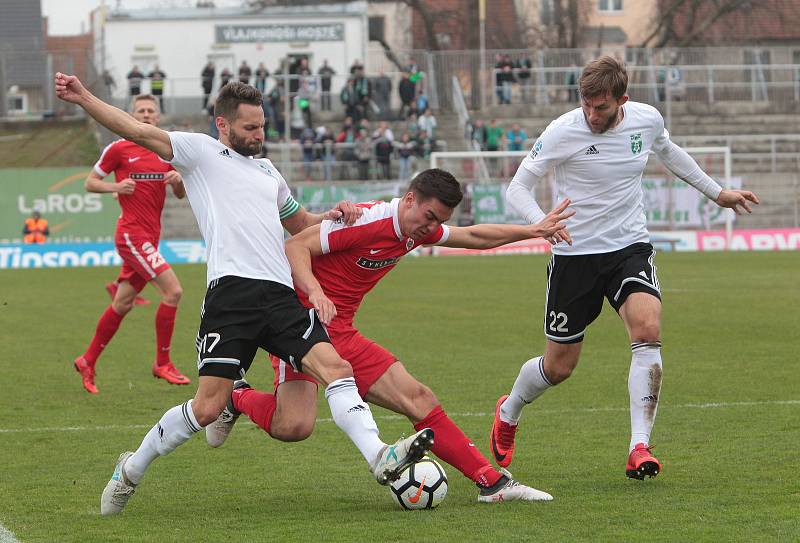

{"left": 489, "top": 55, "right": 759, "bottom": 479}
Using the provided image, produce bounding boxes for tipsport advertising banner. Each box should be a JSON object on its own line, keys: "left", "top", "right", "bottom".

{"left": 0, "top": 168, "right": 120, "bottom": 243}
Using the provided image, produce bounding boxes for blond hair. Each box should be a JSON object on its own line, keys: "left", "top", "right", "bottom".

{"left": 579, "top": 55, "right": 628, "bottom": 100}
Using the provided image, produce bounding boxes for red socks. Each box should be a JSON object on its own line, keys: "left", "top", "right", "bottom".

{"left": 155, "top": 303, "right": 177, "bottom": 366}
{"left": 233, "top": 388, "right": 277, "bottom": 436}
{"left": 414, "top": 405, "right": 502, "bottom": 487}
{"left": 83, "top": 306, "right": 124, "bottom": 365}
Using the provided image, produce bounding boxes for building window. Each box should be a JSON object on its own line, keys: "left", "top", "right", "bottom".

{"left": 7, "top": 94, "right": 26, "bottom": 114}
{"left": 598, "top": 0, "right": 623, "bottom": 12}
{"left": 368, "top": 16, "right": 385, "bottom": 42}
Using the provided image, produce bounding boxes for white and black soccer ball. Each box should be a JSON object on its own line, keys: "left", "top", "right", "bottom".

{"left": 389, "top": 457, "right": 448, "bottom": 510}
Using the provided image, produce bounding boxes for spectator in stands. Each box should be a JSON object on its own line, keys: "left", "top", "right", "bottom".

{"left": 373, "top": 121, "right": 394, "bottom": 143}
{"left": 127, "top": 66, "right": 144, "bottom": 97}
{"left": 318, "top": 60, "right": 335, "bottom": 111}
{"left": 299, "top": 126, "right": 316, "bottom": 181}
{"left": 201, "top": 61, "right": 215, "bottom": 109}
{"left": 23, "top": 211, "right": 49, "bottom": 244}
{"left": 516, "top": 56, "right": 532, "bottom": 102}
{"left": 353, "top": 70, "right": 371, "bottom": 121}
{"left": 148, "top": 65, "right": 166, "bottom": 112}
{"left": 336, "top": 117, "right": 357, "bottom": 179}
{"left": 316, "top": 125, "right": 336, "bottom": 181}
{"left": 486, "top": 118, "right": 504, "bottom": 174}
{"left": 398, "top": 72, "right": 416, "bottom": 119}
{"left": 506, "top": 123, "right": 527, "bottom": 152}
{"left": 416, "top": 93, "right": 429, "bottom": 115}
{"left": 206, "top": 99, "right": 219, "bottom": 139}
{"left": 471, "top": 119, "right": 487, "bottom": 150}
{"left": 566, "top": 63, "right": 580, "bottom": 102}
{"left": 267, "top": 83, "right": 283, "bottom": 137}
{"left": 355, "top": 128, "right": 372, "bottom": 180}
{"left": 499, "top": 64, "right": 515, "bottom": 104}
{"left": 373, "top": 69, "right": 392, "bottom": 120}
{"left": 220, "top": 67, "right": 233, "bottom": 87}
{"left": 419, "top": 109, "right": 437, "bottom": 142}
{"left": 373, "top": 125, "right": 394, "bottom": 180}
{"left": 340, "top": 78, "right": 359, "bottom": 121}
{"left": 255, "top": 62, "right": 269, "bottom": 93}
{"left": 350, "top": 59, "right": 364, "bottom": 75}
{"left": 406, "top": 112, "right": 421, "bottom": 143}
{"left": 238, "top": 61, "right": 252, "bottom": 85}
{"left": 396, "top": 132, "right": 416, "bottom": 181}
{"left": 297, "top": 79, "right": 314, "bottom": 128}
{"left": 102, "top": 70, "right": 116, "bottom": 93}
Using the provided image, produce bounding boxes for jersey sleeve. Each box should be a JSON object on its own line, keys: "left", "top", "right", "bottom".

{"left": 94, "top": 141, "right": 121, "bottom": 177}
{"left": 168, "top": 131, "right": 207, "bottom": 172}
{"left": 650, "top": 109, "right": 671, "bottom": 154}
{"left": 518, "top": 120, "right": 568, "bottom": 177}
{"left": 421, "top": 224, "right": 450, "bottom": 246}
{"left": 273, "top": 165, "right": 301, "bottom": 219}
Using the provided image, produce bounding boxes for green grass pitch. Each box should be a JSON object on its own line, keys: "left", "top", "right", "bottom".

{"left": 0, "top": 251, "right": 798, "bottom": 542}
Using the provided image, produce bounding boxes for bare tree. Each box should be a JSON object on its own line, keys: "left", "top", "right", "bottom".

{"left": 522, "top": 0, "right": 590, "bottom": 49}
{"left": 640, "top": 0, "right": 797, "bottom": 48}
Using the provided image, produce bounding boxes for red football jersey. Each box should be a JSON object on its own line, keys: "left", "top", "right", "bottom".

{"left": 94, "top": 139, "right": 174, "bottom": 239}
{"left": 297, "top": 198, "right": 450, "bottom": 325}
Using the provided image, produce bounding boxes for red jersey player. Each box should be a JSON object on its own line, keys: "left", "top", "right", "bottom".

{"left": 73, "top": 94, "right": 190, "bottom": 394}
{"left": 207, "top": 168, "right": 574, "bottom": 502}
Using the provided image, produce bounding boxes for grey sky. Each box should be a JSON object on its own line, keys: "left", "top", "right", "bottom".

{"left": 41, "top": 0, "right": 242, "bottom": 36}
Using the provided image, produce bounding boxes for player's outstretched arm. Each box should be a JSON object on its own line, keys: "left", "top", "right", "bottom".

{"left": 55, "top": 72, "right": 173, "bottom": 161}
{"left": 282, "top": 200, "right": 363, "bottom": 235}
{"left": 441, "top": 199, "right": 574, "bottom": 249}
{"left": 284, "top": 224, "right": 337, "bottom": 324}
{"left": 85, "top": 170, "right": 136, "bottom": 195}
{"left": 714, "top": 189, "right": 759, "bottom": 214}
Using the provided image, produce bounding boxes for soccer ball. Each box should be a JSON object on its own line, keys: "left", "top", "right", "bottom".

{"left": 389, "top": 457, "right": 448, "bottom": 510}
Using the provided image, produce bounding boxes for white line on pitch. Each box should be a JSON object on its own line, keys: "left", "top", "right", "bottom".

{"left": 0, "top": 399, "right": 797, "bottom": 435}
{"left": 0, "top": 523, "right": 21, "bottom": 543}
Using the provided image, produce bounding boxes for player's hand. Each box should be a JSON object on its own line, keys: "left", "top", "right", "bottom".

{"left": 308, "top": 289, "right": 337, "bottom": 325}
{"left": 323, "top": 200, "right": 362, "bottom": 225}
{"left": 162, "top": 170, "right": 183, "bottom": 187}
{"left": 535, "top": 199, "right": 574, "bottom": 246}
{"left": 715, "top": 189, "right": 759, "bottom": 214}
{"left": 54, "top": 72, "right": 90, "bottom": 104}
{"left": 117, "top": 179, "right": 136, "bottom": 195}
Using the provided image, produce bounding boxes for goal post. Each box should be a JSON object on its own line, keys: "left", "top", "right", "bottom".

{"left": 430, "top": 146, "right": 734, "bottom": 247}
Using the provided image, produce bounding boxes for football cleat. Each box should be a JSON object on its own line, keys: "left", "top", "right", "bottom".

{"left": 626, "top": 443, "right": 662, "bottom": 480}
{"left": 152, "top": 362, "right": 191, "bottom": 385}
{"left": 490, "top": 394, "right": 518, "bottom": 468}
{"left": 74, "top": 356, "right": 98, "bottom": 394}
{"left": 371, "top": 428, "right": 434, "bottom": 485}
{"left": 206, "top": 379, "right": 251, "bottom": 448}
{"left": 477, "top": 468, "right": 553, "bottom": 503}
{"left": 100, "top": 451, "right": 137, "bottom": 516}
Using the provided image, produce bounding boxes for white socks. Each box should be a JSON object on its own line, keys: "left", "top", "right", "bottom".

{"left": 125, "top": 399, "right": 201, "bottom": 484}
{"left": 628, "top": 342, "right": 663, "bottom": 451}
{"left": 325, "top": 377, "right": 384, "bottom": 465}
{"left": 500, "top": 356, "right": 552, "bottom": 424}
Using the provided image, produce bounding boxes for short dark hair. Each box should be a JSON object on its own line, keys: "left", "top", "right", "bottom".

{"left": 579, "top": 55, "right": 628, "bottom": 100}
{"left": 214, "top": 82, "right": 263, "bottom": 121}
{"left": 407, "top": 168, "right": 463, "bottom": 209}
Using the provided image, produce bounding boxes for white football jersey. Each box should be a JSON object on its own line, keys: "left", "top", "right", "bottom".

{"left": 519, "top": 101, "right": 670, "bottom": 255}
{"left": 169, "top": 132, "right": 299, "bottom": 287}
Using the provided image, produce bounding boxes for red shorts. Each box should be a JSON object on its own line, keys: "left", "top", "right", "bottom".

{"left": 114, "top": 231, "right": 170, "bottom": 292}
{"left": 270, "top": 325, "right": 397, "bottom": 398}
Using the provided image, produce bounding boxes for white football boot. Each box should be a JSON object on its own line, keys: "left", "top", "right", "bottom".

{"left": 371, "top": 428, "right": 434, "bottom": 485}
{"left": 100, "top": 451, "right": 137, "bottom": 516}
{"left": 477, "top": 468, "right": 553, "bottom": 503}
{"left": 206, "top": 379, "right": 251, "bottom": 448}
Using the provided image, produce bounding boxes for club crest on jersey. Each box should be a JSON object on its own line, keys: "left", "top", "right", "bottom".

{"left": 630, "top": 133, "right": 643, "bottom": 155}
{"left": 406, "top": 238, "right": 415, "bottom": 250}
{"left": 529, "top": 139, "right": 543, "bottom": 159}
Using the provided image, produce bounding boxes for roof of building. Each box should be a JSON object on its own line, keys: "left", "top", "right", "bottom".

{"left": 104, "top": 1, "right": 368, "bottom": 23}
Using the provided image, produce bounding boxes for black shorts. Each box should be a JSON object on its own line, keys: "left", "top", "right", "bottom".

{"left": 195, "top": 276, "right": 330, "bottom": 380}
{"left": 544, "top": 242, "right": 661, "bottom": 344}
